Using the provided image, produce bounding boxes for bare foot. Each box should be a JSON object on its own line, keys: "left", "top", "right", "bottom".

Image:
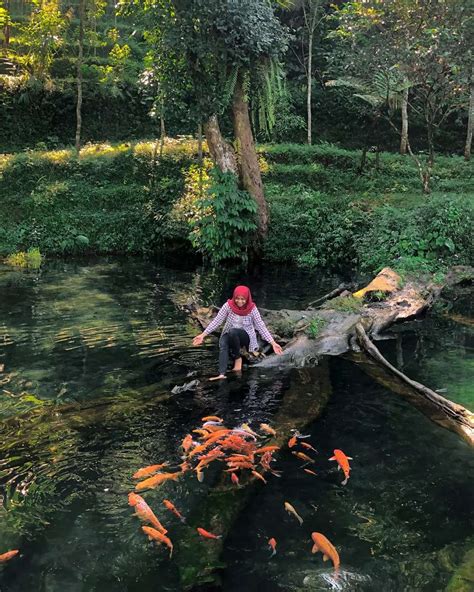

{"left": 231, "top": 357, "right": 243, "bottom": 372}
{"left": 209, "top": 374, "right": 227, "bottom": 381}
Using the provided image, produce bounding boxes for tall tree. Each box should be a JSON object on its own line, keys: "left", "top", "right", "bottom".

{"left": 122, "top": 0, "right": 288, "bottom": 249}
{"left": 331, "top": 0, "right": 470, "bottom": 193}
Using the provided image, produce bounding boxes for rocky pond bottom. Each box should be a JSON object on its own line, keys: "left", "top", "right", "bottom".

{"left": 0, "top": 258, "right": 472, "bottom": 591}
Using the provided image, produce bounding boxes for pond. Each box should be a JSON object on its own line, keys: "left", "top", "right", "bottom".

{"left": 0, "top": 258, "right": 472, "bottom": 591}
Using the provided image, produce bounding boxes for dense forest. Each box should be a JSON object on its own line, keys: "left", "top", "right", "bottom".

{"left": 0, "top": 0, "right": 472, "bottom": 269}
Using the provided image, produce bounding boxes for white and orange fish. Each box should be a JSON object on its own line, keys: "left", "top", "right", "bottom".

{"left": 311, "top": 532, "right": 340, "bottom": 571}
{"left": 284, "top": 501, "right": 303, "bottom": 525}
{"left": 329, "top": 449, "right": 352, "bottom": 486}
{"left": 128, "top": 493, "right": 167, "bottom": 534}
{"left": 142, "top": 526, "right": 173, "bottom": 558}
{"left": 268, "top": 537, "right": 277, "bottom": 557}
{"left": 259, "top": 423, "right": 277, "bottom": 437}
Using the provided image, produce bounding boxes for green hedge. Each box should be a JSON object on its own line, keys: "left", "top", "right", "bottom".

{"left": 1, "top": 141, "right": 472, "bottom": 272}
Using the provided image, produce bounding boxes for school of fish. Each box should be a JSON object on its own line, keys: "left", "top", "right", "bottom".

{"left": 124, "top": 414, "right": 352, "bottom": 573}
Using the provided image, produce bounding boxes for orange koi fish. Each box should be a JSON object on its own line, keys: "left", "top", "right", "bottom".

{"left": 231, "top": 473, "right": 240, "bottom": 486}
{"left": 203, "top": 424, "right": 227, "bottom": 433}
{"left": 202, "top": 429, "right": 231, "bottom": 442}
{"left": 329, "top": 449, "right": 352, "bottom": 486}
{"left": 251, "top": 470, "right": 267, "bottom": 484}
{"left": 303, "top": 468, "right": 318, "bottom": 476}
{"left": 133, "top": 463, "right": 168, "bottom": 479}
{"left": 197, "top": 527, "right": 222, "bottom": 540}
{"left": 0, "top": 550, "right": 19, "bottom": 563}
{"left": 142, "top": 526, "right": 173, "bottom": 558}
{"left": 259, "top": 423, "right": 277, "bottom": 437}
{"left": 284, "top": 501, "right": 303, "bottom": 525}
{"left": 181, "top": 434, "right": 194, "bottom": 452}
{"left": 255, "top": 446, "right": 280, "bottom": 454}
{"left": 288, "top": 435, "right": 298, "bottom": 448}
{"left": 202, "top": 415, "right": 223, "bottom": 423}
{"left": 129, "top": 493, "right": 167, "bottom": 534}
{"left": 179, "top": 461, "right": 191, "bottom": 473}
{"left": 311, "top": 532, "right": 340, "bottom": 571}
{"left": 268, "top": 538, "right": 277, "bottom": 557}
{"left": 163, "top": 499, "right": 186, "bottom": 522}
{"left": 193, "top": 428, "right": 210, "bottom": 438}
{"left": 292, "top": 451, "right": 315, "bottom": 464}
{"left": 135, "top": 471, "right": 181, "bottom": 492}
{"left": 300, "top": 442, "right": 318, "bottom": 453}
{"left": 227, "top": 460, "right": 254, "bottom": 470}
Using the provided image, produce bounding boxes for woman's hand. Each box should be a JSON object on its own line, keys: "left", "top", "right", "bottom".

{"left": 271, "top": 341, "right": 283, "bottom": 355}
{"left": 193, "top": 333, "right": 205, "bottom": 346}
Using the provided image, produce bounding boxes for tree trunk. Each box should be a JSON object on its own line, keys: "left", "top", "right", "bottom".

{"left": 400, "top": 85, "right": 409, "bottom": 155}
{"left": 307, "top": 31, "right": 313, "bottom": 145}
{"left": 159, "top": 98, "right": 165, "bottom": 158}
{"left": 464, "top": 69, "right": 474, "bottom": 161}
{"left": 203, "top": 114, "right": 238, "bottom": 175}
{"left": 75, "top": 0, "right": 85, "bottom": 155}
{"left": 232, "top": 75, "right": 268, "bottom": 243}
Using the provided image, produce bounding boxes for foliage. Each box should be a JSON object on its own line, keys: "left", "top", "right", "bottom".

{"left": 188, "top": 168, "right": 257, "bottom": 265}
{"left": 5, "top": 248, "right": 42, "bottom": 269}
{"left": 322, "top": 295, "right": 363, "bottom": 313}
{"left": 0, "top": 141, "right": 471, "bottom": 274}
{"left": 305, "top": 317, "right": 326, "bottom": 339}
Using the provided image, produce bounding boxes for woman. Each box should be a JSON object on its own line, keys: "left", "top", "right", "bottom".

{"left": 193, "top": 285, "right": 283, "bottom": 380}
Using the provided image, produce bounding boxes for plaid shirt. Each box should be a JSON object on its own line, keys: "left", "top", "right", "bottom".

{"left": 203, "top": 302, "right": 273, "bottom": 352}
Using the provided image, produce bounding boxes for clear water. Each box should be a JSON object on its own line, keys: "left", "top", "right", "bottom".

{"left": 0, "top": 259, "right": 472, "bottom": 592}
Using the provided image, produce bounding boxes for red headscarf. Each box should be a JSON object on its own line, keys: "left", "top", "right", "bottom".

{"left": 227, "top": 285, "right": 256, "bottom": 316}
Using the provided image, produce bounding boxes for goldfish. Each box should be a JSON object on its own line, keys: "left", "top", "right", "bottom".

{"left": 202, "top": 429, "right": 231, "bottom": 442}
{"left": 133, "top": 463, "right": 168, "bottom": 479}
{"left": 202, "top": 415, "right": 223, "bottom": 422}
{"left": 300, "top": 442, "right": 318, "bottom": 453}
{"left": 181, "top": 434, "right": 194, "bottom": 452}
{"left": 288, "top": 435, "right": 298, "bottom": 448}
{"left": 231, "top": 473, "right": 240, "bottom": 486}
{"left": 251, "top": 470, "right": 267, "bottom": 484}
{"left": 202, "top": 424, "right": 227, "bottom": 433}
{"left": 329, "top": 449, "right": 352, "bottom": 486}
{"left": 0, "top": 550, "right": 19, "bottom": 563}
{"left": 260, "top": 451, "right": 275, "bottom": 471}
{"left": 268, "top": 537, "right": 277, "bottom": 557}
{"left": 129, "top": 493, "right": 167, "bottom": 534}
{"left": 135, "top": 471, "right": 181, "bottom": 492}
{"left": 292, "top": 451, "right": 315, "bottom": 464}
{"left": 142, "top": 526, "right": 173, "bottom": 558}
{"left": 284, "top": 501, "right": 303, "bottom": 525}
{"left": 163, "top": 499, "right": 186, "bottom": 522}
{"left": 311, "top": 532, "right": 340, "bottom": 571}
{"left": 193, "top": 428, "right": 210, "bottom": 438}
{"left": 303, "top": 468, "right": 318, "bottom": 476}
{"left": 255, "top": 446, "right": 280, "bottom": 454}
{"left": 260, "top": 423, "right": 277, "bottom": 437}
{"left": 197, "top": 527, "right": 221, "bottom": 540}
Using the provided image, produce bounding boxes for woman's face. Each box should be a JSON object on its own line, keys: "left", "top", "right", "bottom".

{"left": 234, "top": 296, "right": 247, "bottom": 308}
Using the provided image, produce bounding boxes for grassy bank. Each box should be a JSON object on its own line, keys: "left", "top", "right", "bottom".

{"left": 1, "top": 140, "right": 472, "bottom": 273}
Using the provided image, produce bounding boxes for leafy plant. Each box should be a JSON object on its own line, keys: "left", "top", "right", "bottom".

{"left": 5, "top": 248, "right": 42, "bottom": 268}
{"left": 322, "top": 295, "right": 364, "bottom": 313}
{"left": 189, "top": 168, "right": 257, "bottom": 265}
{"left": 305, "top": 317, "right": 326, "bottom": 339}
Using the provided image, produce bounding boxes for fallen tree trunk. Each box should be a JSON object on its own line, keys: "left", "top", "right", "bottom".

{"left": 184, "top": 266, "right": 474, "bottom": 446}
{"left": 351, "top": 324, "right": 474, "bottom": 447}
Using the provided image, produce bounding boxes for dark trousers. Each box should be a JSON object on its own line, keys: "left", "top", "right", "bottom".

{"left": 218, "top": 329, "right": 250, "bottom": 374}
